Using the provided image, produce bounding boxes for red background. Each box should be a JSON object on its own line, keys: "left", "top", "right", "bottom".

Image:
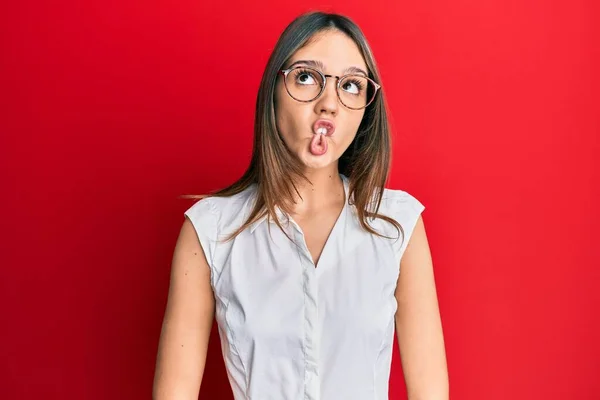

{"left": 2, "top": 1, "right": 598, "bottom": 399}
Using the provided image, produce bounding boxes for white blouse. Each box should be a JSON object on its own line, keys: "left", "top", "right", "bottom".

{"left": 184, "top": 174, "right": 425, "bottom": 400}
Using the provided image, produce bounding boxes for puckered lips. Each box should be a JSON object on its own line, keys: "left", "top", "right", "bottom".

{"left": 312, "top": 119, "right": 336, "bottom": 136}
{"left": 309, "top": 119, "right": 335, "bottom": 156}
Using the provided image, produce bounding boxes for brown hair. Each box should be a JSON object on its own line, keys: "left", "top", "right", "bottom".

{"left": 183, "top": 11, "right": 404, "bottom": 244}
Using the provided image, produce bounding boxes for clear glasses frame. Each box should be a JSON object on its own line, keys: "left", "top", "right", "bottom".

{"left": 278, "top": 66, "right": 382, "bottom": 110}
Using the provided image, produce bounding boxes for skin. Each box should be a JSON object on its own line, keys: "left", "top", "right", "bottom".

{"left": 273, "top": 29, "right": 367, "bottom": 266}
{"left": 274, "top": 29, "right": 365, "bottom": 172}
{"left": 396, "top": 217, "right": 450, "bottom": 399}
{"left": 153, "top": 29, "right": 448, "bottom": 400}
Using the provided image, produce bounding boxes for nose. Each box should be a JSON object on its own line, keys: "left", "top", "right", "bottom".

{"left": 314, "top": 77, "right": 339, "bottom": 115}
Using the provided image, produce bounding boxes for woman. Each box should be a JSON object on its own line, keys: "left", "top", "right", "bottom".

{"left": 153, "top": 11, "right": 448, "bottom": 400}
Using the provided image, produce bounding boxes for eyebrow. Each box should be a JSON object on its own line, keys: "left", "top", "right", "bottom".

{"left": 286, "top": 59, "right": 368, "bottom": 77}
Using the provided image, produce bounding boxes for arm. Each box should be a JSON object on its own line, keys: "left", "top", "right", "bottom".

{"left": 153, "top": 217, "right": 215, "bottom": 399}
{"left": 395, "top": 215, "right": 449, "bottom": 400}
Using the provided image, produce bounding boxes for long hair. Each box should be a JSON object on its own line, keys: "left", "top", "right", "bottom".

{"left": 185, "top": 11, "right": 404, "bottom": 243}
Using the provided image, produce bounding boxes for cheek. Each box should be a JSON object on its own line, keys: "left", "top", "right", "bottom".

{"left": 274, "top": 96, "right": 292, "bottom": 140}
{"left": 274, "top": 85, "right": 289, "bottom": 136}
{"left": 352, "top": 111, "right": 366, "bottom": 129}
{"left": 274, "top": 84, "right": 305, "bottom": 140}
{"left": 342, "top": 112, "right": 365, "bottom": 142}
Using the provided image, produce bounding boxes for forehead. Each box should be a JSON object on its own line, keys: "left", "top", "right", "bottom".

{"left": 286, "top": 30, "right": 367, "bottom": 75}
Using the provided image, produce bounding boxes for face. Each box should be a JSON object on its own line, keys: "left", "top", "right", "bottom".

{"left": 274, "top": 29, "right": 368, "bottom": 170}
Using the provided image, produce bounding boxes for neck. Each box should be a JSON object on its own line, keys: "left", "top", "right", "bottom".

{"left": 290, "top": 164, "right": 345, "bottom": 214}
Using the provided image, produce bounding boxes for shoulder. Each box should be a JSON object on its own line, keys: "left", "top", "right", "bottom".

{"left": 373, "top": 186, "right": 426, "bottom": 259}
{"left": 182, "top": 184, "right": 257, "bottom": 263}
{"left": 184, "top": 184, "right": 258, "bottom": 225}
{"left": 378, "top": 187, "right": 426, "bottom": 216}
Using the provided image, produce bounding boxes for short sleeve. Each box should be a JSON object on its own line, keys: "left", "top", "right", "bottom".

{"left": 183, "top": 198, "right": 219, "bottom": 271}
{"left": 381, "top": 189, "right": 426, "bottom": 263}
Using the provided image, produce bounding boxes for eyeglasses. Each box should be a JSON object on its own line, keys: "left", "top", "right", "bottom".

{"left": 278, "top": 66, "right": 381, "bottom": 110}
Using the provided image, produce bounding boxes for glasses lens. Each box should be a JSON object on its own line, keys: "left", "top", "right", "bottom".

{"left": 284, "top": 67, "right": 324, "bottom": 102}
{"left": 338, "top": 75, "right": 377, "bottom": 109}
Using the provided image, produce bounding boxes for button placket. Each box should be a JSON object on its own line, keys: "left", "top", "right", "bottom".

{"left": 292, "top": 225, "right": 320, "bottom": 400}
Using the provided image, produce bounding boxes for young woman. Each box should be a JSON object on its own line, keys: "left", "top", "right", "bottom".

{"left": 153, "top": 11, "right": 448, "bottom": 400}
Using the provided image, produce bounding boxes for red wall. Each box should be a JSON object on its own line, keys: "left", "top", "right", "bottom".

{"left": 2, "top": 1, "right": 598, "bottom": 399}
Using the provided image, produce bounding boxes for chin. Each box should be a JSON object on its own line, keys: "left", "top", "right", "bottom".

{"left": 300, "top": 152, "right": 337, "bottom": 170}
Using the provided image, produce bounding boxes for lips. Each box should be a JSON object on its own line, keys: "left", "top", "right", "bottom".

{"left": 312, "top": 119, "right": 336, "bottom": 136}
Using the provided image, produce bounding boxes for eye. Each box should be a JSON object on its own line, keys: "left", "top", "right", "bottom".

{"left": 293, "top": 69, "right": 319, "bottom": 85}
{"left": 341, "top": 78, "right": 364, "bottom": 95}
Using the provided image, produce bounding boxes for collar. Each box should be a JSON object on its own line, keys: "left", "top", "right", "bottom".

{"left": 248, "top": 174, "right": 349, "bottom": 234}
